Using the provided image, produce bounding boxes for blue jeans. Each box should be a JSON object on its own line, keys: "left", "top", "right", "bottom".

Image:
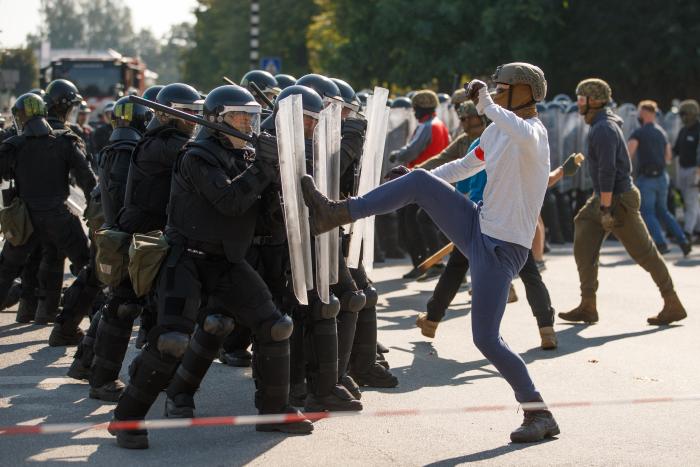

{"left": 349, "top": 169, "right": 541, "bottom": 403}
{"left": 635, "top": 173, "right": 686, "bottom": 246}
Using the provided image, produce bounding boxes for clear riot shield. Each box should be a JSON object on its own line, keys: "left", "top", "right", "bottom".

{"left": 276, "top": 94, "right": 313, "bottom": 305}
{"left": 615, "top": 103, "right": 639, "bottom": 140}
{"left": 663, "top": 109, "right": 681, "bottom": 149}
{"left": 313, "top": 105, "right": 332, "bottom": 304}
{"left": 347, "top": 87, "right": 389, "bottom": 270}
{"left": 384, "top": 107, "right": 412, "bottom": 176}
{"left": 326, "top": 102, "right": 342, "bottom": 285}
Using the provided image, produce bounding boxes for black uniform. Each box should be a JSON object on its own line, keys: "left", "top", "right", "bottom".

{"left": 114, "top": 130, "right": 290, "bottom": 424}
{"left": 0, "top": 119, "right": 96, "bottom": 310}
{"left": 73, "top": 123, "right": 190, "bottom": 387}
{"left": 84, "top": 127, "right": 142, "bottom": 391}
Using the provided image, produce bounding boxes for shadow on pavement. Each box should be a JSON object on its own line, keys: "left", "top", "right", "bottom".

{"left": 425, "top": 437, "right": 557, "bottom": 465}
{"left": 366, "top": 325, "right": 667, "bottom": 396}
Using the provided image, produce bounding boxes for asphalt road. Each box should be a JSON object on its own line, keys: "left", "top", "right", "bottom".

{"left": 1, "top": 242, "right": 698, "bottom": 466}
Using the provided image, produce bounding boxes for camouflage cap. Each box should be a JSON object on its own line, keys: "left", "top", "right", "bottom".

{"left": 412, "top": 89, "right": 439, "bottom": 109}
{"left": 492, "top": 62, "right": 547, "bottom": 101}
{"left": 451, "top": 88, "right": 467, "bottom": 106}
{"left": 679, "top": 99, "right": 700, "bottom": 115}
{"left": 457, "top": 100, "right": 479, "bottom": 119}
{"left": 575, "top": 78, "right": 612, "bottom": 102}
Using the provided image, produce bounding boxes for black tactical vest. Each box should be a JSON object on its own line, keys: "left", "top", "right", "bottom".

{"left": 167, "top": 137, "right": 258, "bottom": 262}
{"left": 118, "top": 125, "right": 189, "bottom": 233}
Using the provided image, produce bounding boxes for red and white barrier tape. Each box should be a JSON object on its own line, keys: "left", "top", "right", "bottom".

{"left": 1, "top": 394, "right": 698, "bottom": 436}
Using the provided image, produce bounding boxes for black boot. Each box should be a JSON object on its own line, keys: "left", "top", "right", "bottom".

{"left": 4, "top": 280, "right": 23, "bottom": 312}
{"left": 301, "top": 175, "right": 352, "bottom": 236}
{"left": 34, "top": 289, "right": 61, "bottom": 325}
{"left": 510, "top": 409, "right": 560, "bottom": 443}
{"left": 112, "top": 345, "right": 182, "bottom": 449}
{"left": 67, "top": 309, "right": 101, "bottom": 380}
{"left": 15, "top": 297, "right": 37, "bottom": 323}
{"left": 254, "top": 339, "right": 314, "bottom": 434}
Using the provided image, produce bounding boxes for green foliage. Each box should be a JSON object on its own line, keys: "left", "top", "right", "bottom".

{"left": 0, "top": 48, "right": 39, "bottom": 95}
{"left": 182, "top": 0, "right": 317, "bottom": 91}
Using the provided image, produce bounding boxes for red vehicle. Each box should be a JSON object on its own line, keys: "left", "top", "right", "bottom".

{"left": 40, "top": 53, "right": 151, "bottom": 110}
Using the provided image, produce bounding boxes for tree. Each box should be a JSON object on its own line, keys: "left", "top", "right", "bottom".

{"left": 0, "top": 48, "right": 39, "bottom": 95}
{"left": 31, "top": 0, "right": 86, "bottom": 49}
{"left": 81, "top": 0, "right": 135, "bottom": 53}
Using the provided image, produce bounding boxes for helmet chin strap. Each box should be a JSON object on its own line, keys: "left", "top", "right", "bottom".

{"left": 505, "top": 87, "right": 535, "bottom": 112}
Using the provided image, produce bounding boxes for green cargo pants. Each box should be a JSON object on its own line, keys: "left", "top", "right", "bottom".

{"left": 573, "top": 187, "right": 674, "bottom": 299}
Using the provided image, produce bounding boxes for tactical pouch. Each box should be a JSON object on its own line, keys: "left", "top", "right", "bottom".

{"left": 128, "top": 230, "right": 170, "bottom": 297}
{"left": 83, "top": 196, "right": 105, "bottom": 232}
{"left": 94, "top": 228, "right": 132, "bottom": 287}
{"left": 0, "top": 197, "right": 33, "bottom": 246}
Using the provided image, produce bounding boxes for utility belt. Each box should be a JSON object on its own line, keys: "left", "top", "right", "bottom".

{"left": 639, "top": 166, "right": 664, "bottom": 178}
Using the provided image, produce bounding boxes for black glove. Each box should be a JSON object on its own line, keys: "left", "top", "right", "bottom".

{"left": 384, "top": 165, "right": 410, "bottom": 181}
{"left": 342, "top": 117, "right": 367, "bottom": 137}
{"left": 255, "top": 131, "right": 279, "bottom": 165}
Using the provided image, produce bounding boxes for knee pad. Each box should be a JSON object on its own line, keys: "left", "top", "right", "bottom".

{"left": 156, "top": 331, "right": 190, "bottom": 359}
{"left": 340, "top": 290, "right": 366, "bottom": 313}
{"left": 116, "top": 303, "right": 141, "bottom": 321}
{"left": 311, "top": 294, "right": 340, "bottom": 320}
{"left": 259, "top": 313, "right": 293, "bottom": 342}
{"left": 202, "top": 313, "right": 235, "bottom": 337}
{"left": 363, "top": 285, "right": 378, "bottom": 308}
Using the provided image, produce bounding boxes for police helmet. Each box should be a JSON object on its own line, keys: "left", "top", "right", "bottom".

{"left": 111, "top": 96, "right": 149, "bottom": 133}
{"left": 274, "top": 74, "right": 297, "bottom": 90}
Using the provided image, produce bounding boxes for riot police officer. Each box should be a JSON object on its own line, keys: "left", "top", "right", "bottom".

{"left": 71, "top": 97, "right": 149, "bottom": 402}
{"left": 67, "top": 83, "right": 202, "bottom": 377}
{"left": 241, "top": 70, "right": 280, "bottom": 108}
{"left": 110, "top": 85, "right": 312, "bottom": 450}
{"left": 0, "top": 94, "right": 96, "bottom": 327}
{"left": 274, "top": 74, "right": 297, "bottom": 90}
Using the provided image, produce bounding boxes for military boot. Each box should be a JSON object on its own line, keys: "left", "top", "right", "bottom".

{"left": 66, "top": 357, "right": 92, "bottom": 381}
{"left": 48, "top": 322, "right": 85, "bottom": 346}
{"left": 108, "top": 418, "right": 149, "bottom": 449}
{"left": 416, "top": 312, "right": 439, "bottom": 338}
{"left": 539, "top": 326, "right": 557, "bottom": 350}
{"left": 339, "top": 374, "right": 362, "bottom": 400}
{"left": 510, "top": 409, "right": 560, "bottom": 443}
{"left": 349, "top": 362, "right": 398, "bottom": 388}
{"left": 558, "top": 296, "right": 598, "bottom": 323}
{"left": 219, "top": 348, "right": 252, "bottom": 367}
{"left": 15, "top": 297, "right": 38, "bottom": 323}
{"left": 647, "top": 292, "right": 687, "bottom": 325}
{"left": 304, "top": 384, "right": 362, "bottom": 412}
{"left": 89, "top": 380, "right": 125, "bottom": 402}
{"left": 3, "top": 281, "right": 23, "bottom": 312}
{"left": 255, "top": 406, "right": 314, "bottom": 434}
{"left": 164, "top": 394, "right": 195, "bottom": 418}
{"left": 301, "top": 175, "right": 352, "bottom": 236}
{"left": 34, "top": 290, "right": 61, "bottom": 325}
{"left": 289, "top": 382, "right": 307, "bottom": 407}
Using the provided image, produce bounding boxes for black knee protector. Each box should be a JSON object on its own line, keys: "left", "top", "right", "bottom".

{"left": 156, "top": 331, "right": 190, "bottom": 359}
{"left": 257, "top": 313, "right": 293, "bottom": 343}
{"left": 116, "top": 302, "right": 141, "bottom": 321}
{"left": 202, "top": 313, "right": 235, "bottom": 337}
{"left": 363, "top": 285, "right": 378, "bottom": 308}
{"left": 310, "top": 294, "right": 341, "bottom": 320}
{"left": 340, "top": 290, "right": 366, "bottom": 313}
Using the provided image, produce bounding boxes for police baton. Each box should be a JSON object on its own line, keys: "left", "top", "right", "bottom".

{"left": 127, "top": 95, "right": 254, "bottom": 143}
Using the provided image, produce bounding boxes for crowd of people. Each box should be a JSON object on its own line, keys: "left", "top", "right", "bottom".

{"left": 0, "top": 61, "right": 695, "bottom": 450}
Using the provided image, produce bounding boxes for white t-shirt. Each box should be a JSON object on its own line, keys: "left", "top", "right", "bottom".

{"left": 430, "top": 96, "right": 550, "bottom": 249}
